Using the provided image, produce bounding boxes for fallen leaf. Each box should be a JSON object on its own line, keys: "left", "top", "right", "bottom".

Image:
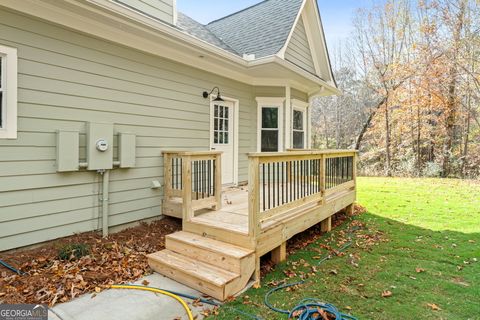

{"left": 94, "top": 287, "right": 101, "bottom": 293}
{"left": 253, "top": 282, "right": 261, "bottom": 289}
{"left": 329, "top": 269, "right": 338, "bottom": 275}
{"left": 141, "top": 280, "right": 149, "bottom": 286}
{"left": 415, "top": 267, "right": 425, "bottom": 273}
{"left": 382, "top": 290, "right": 392, "bottom": 298}
{"left": 427, "top": 303, "right": 441, "bottom": 311}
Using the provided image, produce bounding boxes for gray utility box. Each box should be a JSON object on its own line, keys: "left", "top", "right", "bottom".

{"left": 56, "top": 130, "right": 79, "bottom": 172}
{"left": 87, "top": 122, "right": 114, "bottom": 170}
{"left": 118, "top": 132, "right": 136, "bottom": 168}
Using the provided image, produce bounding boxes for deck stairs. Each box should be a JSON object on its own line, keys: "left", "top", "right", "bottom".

{"left": 147, "top": 231, "right": 255, "bottom": 301}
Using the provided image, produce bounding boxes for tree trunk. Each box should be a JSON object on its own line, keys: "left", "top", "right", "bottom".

{"left": 441, "top": 1, "right": 466, "bottom": 177}
{"left": 355, "top": 96, "right": 387, "bottom": 150}
{"left": 385, "top": 99, "right": 392, "bottom": 176}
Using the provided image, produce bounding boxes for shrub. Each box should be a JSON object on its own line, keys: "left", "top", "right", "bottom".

{"left": 58, "top": 243, "right": 90, "bottom": 260}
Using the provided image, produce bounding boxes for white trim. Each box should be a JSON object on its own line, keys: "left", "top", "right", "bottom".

{"left": 0, "top": 45, "right": 17, "bottom": 139}
{"left": 309, "top": 0, "right": 337, "bottom": 87}
{"left": 291, "top": 99, "right": 309, "bottom": 109}
{"left": 284, "top": 86, "right": 291, "bottom": 149}
{"left": 300, "top": 10, "right": 321, "bottom": 76}
{"left": 277, "top": 0, "right": 308, "bottom": 58}
{"left": 209, "top": 95, "right": 239, "bottom": 185}
{"left": 307, "top": 99, "right": 312, "bottom": 148}
{"left": 256, "top": 97, "right": 285, "bottom": 152}
{"left": 171, "top": 0, "right": 177, "bottom": 25}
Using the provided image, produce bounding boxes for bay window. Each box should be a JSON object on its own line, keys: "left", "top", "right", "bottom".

{"left": 256, "top": 97, "right": 284, "bottom": 152}
{"left": 291, "top": 99, "right": 308, "bottom": 149}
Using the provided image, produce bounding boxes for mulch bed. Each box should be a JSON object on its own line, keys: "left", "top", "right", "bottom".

{"left": 0, "top": 205, "right": 366, "bottom": 307}
{"left": 0, "top": 217, "right": 181, "bottom": 306}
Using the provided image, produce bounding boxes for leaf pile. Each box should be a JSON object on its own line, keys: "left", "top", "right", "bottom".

{"left": 0, "top": 217, "right": 181, "bottom": 306}
{"left": 260, "top": 205, "right": 366, "bottom": 277}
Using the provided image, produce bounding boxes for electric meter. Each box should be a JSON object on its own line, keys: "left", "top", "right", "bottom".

{"left": 96, "top": 139, "right": 109, "bottom": 152}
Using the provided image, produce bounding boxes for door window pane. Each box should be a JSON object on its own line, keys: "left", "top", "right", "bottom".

{"left": 213, "top": 104, "right": 230, "bottom": 145}
{"left": 261, "top": 130, "right": 278, "bottom": 152}
{"left": 262, "top": 107, "right": 278, "bottom": 129}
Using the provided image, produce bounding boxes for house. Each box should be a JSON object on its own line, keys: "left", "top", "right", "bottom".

{"left": 0, "top": 0, "right": 356, "bottom": 299}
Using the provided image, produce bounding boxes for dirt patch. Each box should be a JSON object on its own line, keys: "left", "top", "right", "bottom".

{"left": 0, "top": 217, "right": 181, "bottom": 306}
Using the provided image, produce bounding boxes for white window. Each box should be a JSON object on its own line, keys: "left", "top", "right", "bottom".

{"left": 291, "top": 100, "right": 308, "bottom": 149}
{"left": 256, "top": 98, "right": 285, "bottom": 152}
{"left": 0, "top": 45, "right": 18, "bottom": 139}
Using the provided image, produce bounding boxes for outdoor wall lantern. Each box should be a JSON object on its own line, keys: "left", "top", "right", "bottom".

{"left": 202, "top": 86, "right": 224, "bottom": 102}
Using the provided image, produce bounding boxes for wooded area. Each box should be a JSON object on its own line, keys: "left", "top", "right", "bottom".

{"left": 313, "top": 0, "right": 480, "bottom": 178}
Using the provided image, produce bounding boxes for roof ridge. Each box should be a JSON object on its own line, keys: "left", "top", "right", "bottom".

{"left": 206, "top": 0, "right": 269, "bottom": 25}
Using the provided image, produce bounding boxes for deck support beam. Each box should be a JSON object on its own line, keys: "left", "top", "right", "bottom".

{"left": 271, "top": 241, "right": 287, "bottom": 264}
{"left": 320, "top": 216, "right": 332, "bottom": 232}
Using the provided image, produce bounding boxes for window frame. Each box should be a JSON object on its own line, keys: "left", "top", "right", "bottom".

{"left": 0, "top": 45, "right": 18, "bottom": 139}
{"left": 256, "top": 97, "right": 285, "bottom": 152}
{"left": 291, "top": 99, "right": 309, "bottom": 150}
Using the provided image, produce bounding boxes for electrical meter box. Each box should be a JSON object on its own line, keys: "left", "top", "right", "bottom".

{"left": 87, "top": 122, "right": 113, "bottom": 170}
{"left": 57, "top": 130, "right": 79, "bottom": 172}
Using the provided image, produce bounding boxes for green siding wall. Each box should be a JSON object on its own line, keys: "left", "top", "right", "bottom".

{"left": 113, "top": 0, "right": 175, "bottom": 24}
{"left": 0, "top": 8, "right": 257, "bottom": 251}
{"left": 285, "top": 18, "right": 316, "bottom": 75}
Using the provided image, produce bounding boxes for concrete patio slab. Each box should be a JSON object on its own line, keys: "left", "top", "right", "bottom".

{"left": 48, "top": 274, "right": 216, "bottom": 320}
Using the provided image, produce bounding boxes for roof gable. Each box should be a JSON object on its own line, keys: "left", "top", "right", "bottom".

{"left": 284, "top": 16, "right": 316, "bottom": 74}
{"left": 278, "top": 0, "right": 336, "bottom": 85}
{"left": 205, "top": 0, "right": 303, "bottom": 58}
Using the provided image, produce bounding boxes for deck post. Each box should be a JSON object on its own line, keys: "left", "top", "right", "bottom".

{"left": 248, "top": 155, "right": 261, "bottom": 285}
{"left": 214, "top": 153, "right": 222, "bottom": 210}
{"left": 248, "top": 156, "right": 260, "bottom": 238}
{"left": 346, "top": 204, "right": 354, "bottom": 215}
{"left": 181, "top": 155, "right": 192, "bottom": 222}
{"left": 320, "top": 216, "right": 332, "bottom": 232}
{"left": 271, "top": 241, "right": 287, "bottom": 264}
{"left": 320, "top": 155, "right": 326, "bottom": 204}
{"left": 163, "top": 153, "right": 172, "bottom": 202}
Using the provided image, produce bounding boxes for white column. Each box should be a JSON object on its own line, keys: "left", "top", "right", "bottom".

{"left": 284, "top": 86, "right": 291, "bottom": 150}
{"left": 307, "top": 96, "right": 313, "bottom": 149}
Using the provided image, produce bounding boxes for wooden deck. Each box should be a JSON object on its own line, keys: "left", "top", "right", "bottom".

{"left": 148, "top": 149, "right": 357, "bottom": 301}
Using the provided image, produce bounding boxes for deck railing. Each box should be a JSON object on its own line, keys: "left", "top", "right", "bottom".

{"left": 247, "top": 150, "right": 357, "bottom": 237}
{"left": 163, "top": 151, "right": 222, "bottom": 220}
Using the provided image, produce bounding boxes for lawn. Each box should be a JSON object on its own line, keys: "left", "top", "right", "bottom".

{"left": 209, "top": 177, "right": 480, "bottom": 319}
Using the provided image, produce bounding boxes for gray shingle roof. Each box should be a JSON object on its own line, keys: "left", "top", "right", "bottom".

{"left": 177, "top": 0, "right": 303, "bottom": 58}
{"left": 176, "top": 12, "right": 239, "bottom": 55}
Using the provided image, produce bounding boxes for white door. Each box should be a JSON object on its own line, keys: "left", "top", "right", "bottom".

{"left": 211, "top": 100, "right": 235, "bottom": 185}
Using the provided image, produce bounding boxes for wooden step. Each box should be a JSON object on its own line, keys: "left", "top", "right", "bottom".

{"left": 148, "top": 249, "right": 240, "bottom": 300}
{"left": 166, "top": 231, "right": 254, "bottom": 273}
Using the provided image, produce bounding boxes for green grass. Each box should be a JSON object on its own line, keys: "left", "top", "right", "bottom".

{"left": 209, "top": 177, "right": 480, "bottom": 320}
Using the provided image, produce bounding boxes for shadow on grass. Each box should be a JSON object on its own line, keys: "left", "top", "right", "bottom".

{"left": 210, "top": 212, "right": 480, "bottom": 320}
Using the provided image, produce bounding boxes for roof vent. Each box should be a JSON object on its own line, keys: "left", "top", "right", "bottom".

{"left": 243, "top": 53, "right": 256, "bottom": 61}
